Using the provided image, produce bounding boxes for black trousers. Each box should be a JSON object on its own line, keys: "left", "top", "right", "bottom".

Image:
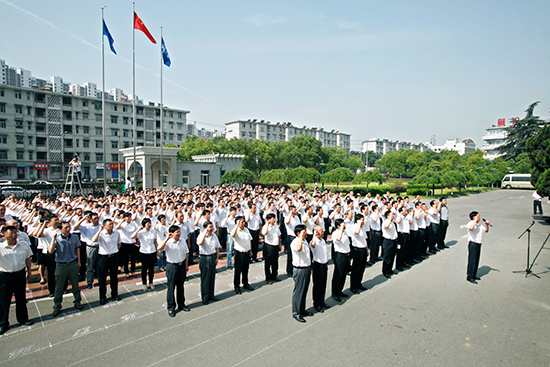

{"left": 285, "top": 236, "right": 295, "bottom": 276}
{"left": 312, "top": 261, "right": 328, "bottom": 307}
{"left": 119, "top": 243, "right": 138, "bottom": 274}
{"left": 396, "top": 233, "right": 409, "bottom": 268}
{"left": 234, "top": 250, "right": 250, "bottom": 287}
{"left": 418, "top": 228, "right": 427, "bottom": 255}
{"left": 264, "top": 244, "right": 279, "bottom": 280}
{"left": 292, "top": 267, "right": 311, "bottom": 316}
{"left": 249, "top": 229, "right": 260, "bottom": 260}
{"left": 408, "top": 230, "right": 418, "bottom": 263}
{"left": 219, "top": 227, "right": 227, "bottom": 249}
{"left": 467, "top": 241, "right": 482, "bottom": 280}
{"left": 45, "top": 252, "right": 57, "bottom": 295}
{"left": 323, "top": 218, "right": 330, "bottom": 241}
{"left": 332, "top": 252, "right": 350, "bottom": 296}
{"left": 428, "top": 223, "right": 439, "bottom": 251}
{"left": 140, "top": 252, "right": 156, "bottom": 285}
{"left": 350, "top": 246, "right": 367, "bottom": 290}
{"left": 199, "top": 255, "right": 217, "bottom": 302}
{"left": 369, "top": 231, "right": 382, "bottom": 262}
{"left": 98, "top": 254, "right": 119, "bottom": 300}
{"left": 76, "top": 234, "right": 86, "bottom": 278}
{"left": 166, "top": 262, "right": 186, "bottom": 311}
{"left": 437, "top": 220, "right": 448, "bottom": 248}
{"left": 382, "top": 238, "right": 397, "bottom": 276}
{"left": 0, "top": 269, "right": 29, "bottom": 328}
{"left": 534, "top": 200, "right": 543, "bottom": 215}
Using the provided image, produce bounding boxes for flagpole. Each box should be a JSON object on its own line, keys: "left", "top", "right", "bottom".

{"left": 160, "top": 26, "right": 164, "bottom": 190}
{"left": 102, "top": 7, "right": 107, "bottom": 197}
{"left": 132, "top": 1, "right": 137, "bottom": 191}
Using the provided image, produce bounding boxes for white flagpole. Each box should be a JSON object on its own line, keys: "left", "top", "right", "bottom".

{"left": 132, "top": 1, "right": 137, "bottom": 191}
{"left": 160, "top": 26, "right": 164, "bottom": 190}
{"left": 102, "top": 7, "right": 107, "bottom": 197}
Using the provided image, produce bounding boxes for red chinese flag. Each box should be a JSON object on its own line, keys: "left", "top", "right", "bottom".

{"left": 134, "top": 12, "right": 157, "bottom": 44}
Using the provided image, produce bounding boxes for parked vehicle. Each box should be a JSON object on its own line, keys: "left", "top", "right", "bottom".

{"left": 0, "top": 186, "right": 42, "bottom": 199}
{"left": 501, "top": 174, "right": 534, "bottom": 189}
{"left": 0, "top": 180, "right": 13, "bottom": 186}
{"left": 32, "top": 180, "right": 53, "bottom": 185}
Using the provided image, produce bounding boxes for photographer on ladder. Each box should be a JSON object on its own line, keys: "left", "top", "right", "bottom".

{"left": 69, "top": 156, "right": 82, "bottom": 186}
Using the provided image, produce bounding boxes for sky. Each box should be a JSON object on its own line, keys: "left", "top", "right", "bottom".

{"left": 1, "top": 0, "right": 549, "bottom": 151}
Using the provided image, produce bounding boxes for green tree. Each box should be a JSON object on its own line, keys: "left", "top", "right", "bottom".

{"left": 259, "top": 169, "right": 286, "bottom": 184}
{"left": 499, "top": 101, "right": 546, "bottom": 160}
{"left": 526, "top": 125, "right": 550, "bottom": 196}
{"left": 220, "top": 169, "right": 257, "bottom": 185}
{"left": 351, "top": 170, "right": 386, "bottom": 188}
{"left": 285, "top": 167, "right": 321, "bottom": 183}
{"left": 322, "top": 167, "right": 354, "bottom": 188}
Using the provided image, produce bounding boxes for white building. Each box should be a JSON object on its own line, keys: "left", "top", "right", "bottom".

{"left": 427, "top": 138, "right": 476, "bottom": 155}
{"left": 362, "top": 138, "right": 426, "bottom": 155}
{"left": 0, "top": 59, "right": 6, "bottom": 85}
{"left": 84, "top": 82, "right": 97, "bottom": 98}
{"left": 50, "top": 76, "right": 64, "bottom": 94}
{"left": 16, "top": 69, "right": 32, "bottom": 89}
{"left": 481, "top": 119, "right": 510, "bottom": 160}
{"left": 225, "top": 120, "right": 351, "bottom": 150}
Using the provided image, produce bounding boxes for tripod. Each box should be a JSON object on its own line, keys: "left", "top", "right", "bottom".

{"left": 525, "top": 232, "right": 549, "bottom": 278}
{"left": 513, "top": 221, "right": 537, "bottom": 278}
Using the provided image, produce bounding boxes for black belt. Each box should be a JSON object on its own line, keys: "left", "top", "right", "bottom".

{"left": 236, "top": 250, "right": 249, "bottom": 254}
{"left": 168, "top": 261, "right": 185, "bottom": 266}
{"left": 335, "top": 252, "right": 350, "bottom": 256}
{"left": 0, "top": 268, "right": 25, "bottom": 274}
{"left": 294, "top": 265, "right": 310, "bottom": 269}
{"left": 200, "top": 253, "right": 216, "bottom": 257}
{"left": 58, "top": 259, "right": 77, "bottom": 264}
{"left": 469, "top": 241, "right": 481, "bottom": 246}
{"left": 371, "top": 230, "right": 381, "bottom": 233}
{"left": 99, "top": 253, "right": 118, "bottom": 257}
{"left": 86, "top": 244, "right": 99, "bottom": 248}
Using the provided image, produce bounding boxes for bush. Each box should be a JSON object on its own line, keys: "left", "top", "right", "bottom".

{"left": 285, "top": 167, "right": 321, "bottom": 183}
{"left": 390, "top": 184, "right": 407, "bottom": 194}
{"left": 221, "top": 169, "right": 257, "bottom": 184}
{"left": 406, "top": 189, "right": 425, "bottom": 196}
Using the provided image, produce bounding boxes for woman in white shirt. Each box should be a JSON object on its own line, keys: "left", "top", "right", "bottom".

{"left": 132, "top": 218, "right": 158, "bottom": 291}
{"left": 154, "top": 214, "right": 168, "bottom": 272}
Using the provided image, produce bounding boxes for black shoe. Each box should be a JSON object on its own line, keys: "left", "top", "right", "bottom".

{"left": 100, "top": 298, "right": 107, "bottom": 305}
{"left": 301, "top": 311, "right": 314, "bottom": 317}
{"left": 168, "top": 310, "right": 176, "bottom": 317}
{"left": 48, "top": 293, "right": 54, "bottom": 298}
{"left": 338, "top": 292, "right": 348, "bottom": 298}
{"left": 287, "top": 273, "right": 293, "bottom": 277}
{"left": 293, "top": 315, "right": 306, "bottom": 323}
{"left": 178, "top": 306, "right": 191, "bottom": 312}
{"left": 333, "top": 295, "right": 342, "bottom": 302}
{"left": 474, "top": 277, "right": 481, "bottom": 280}
{"left": 322, "top": 303, "right": 331, "bottom": 309}
{"left": 86, "top": 284, "right": 93, "bottom": 289}
{"left": 0, "top": 326, "right": 9, "bottom": 335}
{"left": 210, "top": 297, "right": 219, "bottom": 302}
{"left": 383, "top": 274, "right": 392, "bottom": 279}
{"left": 243, "top": 284, "right": 254, "bottom": 291}
{"left": 235, "top": 287, "right": 242, "bottom": 294}
{"left": 22, "top": 320, "right": 34, "bottom": 326}
{"left": 396, "top": 267, "right": 404, "bottom": 272}
{"left": 266, "top": 280, "right": 273, "bottom": 285}
{"left": 112, "top": 296, "right": 122, "bottom": 301}
{"left": 202, "top": 300, "right": 209, "bottom": 305}
{"left": 365, "top": 261, "right": 373, "bottom": 267}
{"left": 350, "top": 289, "right": 360, "bottom": 294}
{"left": 273, "top": 277, "right": 282, "bottom": 282}
{"left": 314, "top": 306, "right": 324, "bottom": 313}
{"left": 467, "top": 278, "right": 478, "bottom": 284}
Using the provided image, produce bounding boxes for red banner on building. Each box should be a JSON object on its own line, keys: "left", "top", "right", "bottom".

{"left": 497, "top": 118, "right": 505, "bottom": 126}
{"left": 34, "top": 163, "right": 49, "bottom": 170}
{"left": 110, "top": 163, "right": 125, "bottom": 169}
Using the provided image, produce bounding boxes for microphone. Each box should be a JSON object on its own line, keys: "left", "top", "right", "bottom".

{"left": 482, "top": 218, "right": 493, "bottom": 227}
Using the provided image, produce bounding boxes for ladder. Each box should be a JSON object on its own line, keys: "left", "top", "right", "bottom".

{"left": 64, "top": 164, "right": 83, "bottom": 196}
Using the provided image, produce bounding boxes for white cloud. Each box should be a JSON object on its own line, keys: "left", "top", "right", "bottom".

{"left": 247, "top": 14, "right": 288, "bottom": 26}
{"left": 336, "top": 20, "right": 363, "bottom": 30}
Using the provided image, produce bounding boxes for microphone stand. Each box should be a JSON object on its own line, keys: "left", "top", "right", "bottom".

{"left": 525, "top": 231, "right": 549, "bottom": 278}
{"left": 513, "top": 221, "right": 537, "bottom": 278}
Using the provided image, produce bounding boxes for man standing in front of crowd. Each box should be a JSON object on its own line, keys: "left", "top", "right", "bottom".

{"left": 197, "top": 221, "right": 220, "bottom": 305}
{"left": 310, "top": 225, "right": 330, "bottom": 313}
{"left": 245, "top": 203, "right": 261, "bottom": 262}
{"left": 231, "top": 216, "right": 254, "bottom": 294}
{"left": 48, "top": 221, "right": 83, "bottom": 316}
{"left": 381, "top": 210, "right": 398, "bottom": 279}
{"left": 0, "top": 225, "right": 34, "bottom": 335}
{"left": 290, "top": 224, "right": 313, "bottom": 323}
{"left": 350, "top": 214, "right": 368, "bottom": 293}
{"left": 158, "top": 225, "right": 190, "bottom": 317}
{"left": 262, "top": 213, "right": 281, "bottom": 284}
{"left": 437, "top": 197, "right": 449, "bottom": 250}
{"left": 466, "top": 211, "right": 490, "bottom": 284}
{"left": 91, "top": 219, "right": 121, "bottom": 305}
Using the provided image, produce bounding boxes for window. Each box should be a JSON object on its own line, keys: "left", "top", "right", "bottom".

{"left": 14, "top": 91, "right": 22, "bottom": 99}
{"left": 83, "top": 139, "right": 89, "bottom": 148}
{"left": 0, "top": 104, "right": 5, "bottom": 113}
{"left": 16, "top": 136, "right": 23, "bottom": 144}
{"left": 27, "top": 92, "right": 30, "bottom": 100}
{"left": 95, "top": 114, "right": 102, "bottom": 122}
{"left": 137, "top": 131, "right": 144, "bottom": 139}
{"left": 27, "top": 136, "right": 33, "bottom": 145}
{"left": 124, "top": 141, "right": 130, "bottom": 148}
{"left": 123, "top": 117, "right": 129, "bottom": 125}
{"left": 137, "top": 107, "right": 143, "bottom": 115}
{"left": 137, "top": 119, "right": 144, "bottom": 127}
{"left": 15, "top": 120, "right": 23, "bottom": 129}
{"left": 27, "top": 121, "right": 32, "bottom": 130}
{"left": 0, "top": 89, "right": 3, "bottom": 97}
{"left": 0, "top": 120, "right": 5, "bottom": 128}
{"left": 63, "top": 111, "right": 72, "bottom": 120}
{"left": 95, "top": 140, "right": 103, "bottom": 149}
{"left": 123, "top": 106, "right": 128, "bottom": 112}
{"left": 123, "top": 129, "right": 129, "bottom": 137}
{"left": 15, "top": 105, "right": 22, "bottom": 114}
{"left": 36, "top": 151, "right": 47, "bottom": 160}
{"left": 96, "top": 153, "right": 103, "bottom": 162}
{"left": 111, "top": 104, "right": 118, "bottom": 111}
{"left": 35, "top": 107, "right": 45, "bottom": 117}
{"left": 75, "top": 125, "right": 79, "bottom": 134}
{"left": 177, "top": 134, "right": 183, "bottom": 141}
{"left": 83, "top": 126, "right": 90, "bottom": 134}
{"left": 111, "top": 141, "right": 118, "bottom": 149}
{"left": 28, "top": 151, "right": 33, "bottom": 160}
{"left": 75, "top": 139, "right": 79, "bottom": 148}
{"left": 169, "top": 133, "right": 174, "bottom": 140}
{"left": 177, "top": 122, "right": 183, "bottom": 130}
{"left": 111, "top": 128, "right": 118, "bottom": 136}
{"left": 0, "top": 151, "right": 7, "bottom": 160}
{"left": 26, "top": 106, "right": 32, "bottom": 115}
{"left": 95, "top": 127, "right": 102, "bottom": 135}
{"left": 111, "top": 115, "right": 118, "bottom": 124}
{"left": 75, "top": 111, "right": 79, "bottom": 119}
{"left": 84, "top": 153, "right": 90, "bottom": 161}
{"left": 16, "top": 151, "right": 23, "bottom": 160}
{"left": 36, "top": 123, "right": 46, "bottom": 132}
{"left": 169, "top": 121, "right": 174, "bottom": 129}
{"left": 62, "top": 96, "right": 72, "bottom": 106}
{"left": 169, "top": 111, "right": 173, "bottom": 118}
{"left": 178, "top": 112, "right": 182, "bottom": 119}
{"left": 0, "top": 135, "right": 7, "bottom": 144}
{"left": 83, "top": 113, "right": 89, "bottom": 120}
{"left": 82, "top": 100, "right": 88, "bottom": 107}
{"left": 111, "top": 154, "right": 119, "bottom": 162}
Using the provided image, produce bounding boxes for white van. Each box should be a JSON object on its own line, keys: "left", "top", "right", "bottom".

{"left": 501, "top": 174, "right": 534, "bottom": 189}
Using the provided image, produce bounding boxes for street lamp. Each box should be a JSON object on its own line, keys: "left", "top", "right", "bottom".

{"left": 320, "top": 163, "right": 326, "bottom": 193}
{"left": 216, "top": 162, "right": 224, "bottom": 186}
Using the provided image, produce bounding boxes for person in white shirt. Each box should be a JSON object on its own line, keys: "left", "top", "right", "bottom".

{"left": 245, "top": 203, "right": 261, "bottom": 262}
{"left": 261, "top": 213, "right": 281, "bottom": 284}
{"left": 350, "top": 214, "right": 369, "bottom": 293}
{"left": 331, "top": 218, "right": 350, "bottom": 302}
{"left": 284, "top": 206, "right": 301, "bottom": 277}
{"left": 437, "top": 197, "right": 450, "bottom": 250}
{"left": 427, "top": 200, "right": 440, "bottom": 254}
{"left": 91, "top": 219, "right": 121, "bottom": 304}
{"left": 158, "top": 225, "right": 190, "bottom": 317}
{"left": 131, "top": 218, "right": 158, "bottom": 291}
{"left": 231, "top": 216, "right": 254, "bottom": 294}
{"left": 368, "top": 204, "right": 382, "bottom": 263}
{"left": 533, "top": 191, "right": 543, "bottom": 215}
{"left": 310, "top": 225, "right": 330, "bottom": 313}
{"left": 381, "top": 210, "right": 398, "bottom": 279}
{"left": 395, "top": 207, "right": 413, "bottom": 271}
{"left": 116, "top": 213, "right": 139, "bottom": 279}
{"left": 155, "top": 214, "right": 169, "bottom": 272}
{"left": 221, "top": 207, "right": 237, "bottom": 269}
{"left": 466, "top": 211, "right": 489, "bottom": 284}
{"left": 197, "top": 221, "right": 220, "bottom": 305}
{"left": 290, "top": 224, "right": 312, "bottom": 323}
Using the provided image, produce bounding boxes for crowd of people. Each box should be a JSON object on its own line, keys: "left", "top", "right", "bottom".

{"left": 0, "top": 183, "right": 454, "bottom": 332}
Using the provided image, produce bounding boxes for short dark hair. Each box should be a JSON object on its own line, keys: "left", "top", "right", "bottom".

{"left": 103, "top": 218, "right": 113, "bottom": 225}
{"left": 168, "top": 225, "right": 180, "bottom": 233}
{"left": 266, "top": 213, "right": 276, "bottom": 221}
{"left": 355, "top": 214, "right": 364, "bottom": 222}
{"left": 203, "top": 220, "right": 212, "bottom": 228}
{"left": 469, "top": 211, "right": 478, "bottom": 220}
{"left": 141, "top": 218, "right": 151, "bottom": 227}
{"left": 335, "top": 218, "right": 345, "bottom": 229}
{"left": 294, "top": 224, "right": 306, "bottom": 236}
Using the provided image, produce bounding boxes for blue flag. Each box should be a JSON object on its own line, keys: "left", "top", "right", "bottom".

{"left": 103, "top": 20, "right": 116, "bottom": 55}
{"left": 162, "top": 37, "right": 171, "bottom": 67}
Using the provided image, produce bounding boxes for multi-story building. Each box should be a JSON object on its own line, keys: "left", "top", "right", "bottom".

{"left": 427, "top": 138, "right": 476, "bottom": 155}
{"left": 361, "top": 138, "right": 426, "bottom": 155}
{"left": 481, "top": 119, "right": 510, "bottom": 160}
{"left": 0, "top": 84, "right": 189, "bottom": 181}
{"left": 225, "top": 119, "right": 351, "bottom": 150}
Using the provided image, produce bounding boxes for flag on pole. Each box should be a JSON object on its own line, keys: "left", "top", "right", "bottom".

{"left": 103, "top": 20, "right": 117, "bottom": 54}
{"left": 134, "top": 12, "right": 157, "bottom": 44}
{"left": 161, "top": 37, "right": 171, "bottom": 67}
